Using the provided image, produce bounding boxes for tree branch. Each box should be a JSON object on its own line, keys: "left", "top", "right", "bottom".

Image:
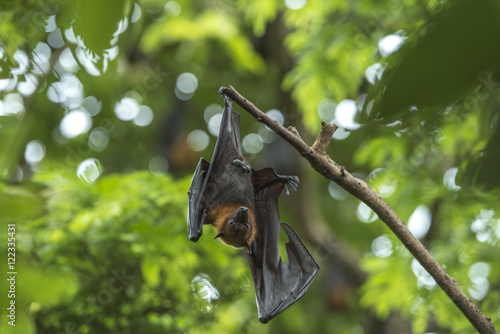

{"left": 312, "top": 121, "right": 338, "bottom": 154}
{"left": 220, "top": 85, "right": 498, "bottom": 334}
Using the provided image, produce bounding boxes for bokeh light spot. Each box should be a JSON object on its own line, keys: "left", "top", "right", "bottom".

{"left": 165, "top": 1, "right": 181, "bottom": 16}
{"left": 89, "top": 127, "right": 110, "bottom": 152}
{"left": 12, "top": 50, "right": 29, "bottom": 76}
{"left": 131, "top": 3, "right": 142, "bottom": 23}
{"left": 60, "top": 109, "right": 92, "bottom": 138}
{"left": 114, "top": 97, "right": 140, "bottom": 121}
{"left": 408, "top": 205, "right": 432, "bottom": 239}
{"left": 258, "top": 124, "right": 277, "bottom": 144}
{"left": 378, "top": 32, "right": 406, "bottom": 57}
{"left": 45, "top": 15, "right": 57, "bottom": 32}
{"left": 149, "top": 156, "right": 169, "bottom": 175}
{"left": 332, "top": 127, "right": 351, "bottom": 141}
{"left": 204, "top": 104, "right": 223, "bottom": 123}
{"left": 75, "top": 46, "right": 101, "bottom": 76}
{"left": 0, "top": 77, "right": 18, "bottom": 92}
{"left": 372, "top": 235, "right": 393, "bottom": 258}
{"left": 47, "top": 74, "right": 84, "bottom": 108}
{"left": 411, "top": 258, "right": 436, "bottom": 290}
{"left": 24, "top": 140, "right": 46, "bottom": 164}
{"left": 356, "top": 202, "right": 378, "bottom": 223}
{"left": 334, "top": 99, "right": 360, "bottom": 131}
{"left": 48, "top": 28, "right": 65, "bottom": 49}
{"left": 242, "top": 133, "right": 264, "bottom": 154}
{"left": 3, "top": 93, "right": 25, "bottom": 115}
{"left": 207, "top": 114, "right": 223, "bottom": 137}
{"left": 175, "top": 72, "right": 198, "bottom": 100}
{"left": 285, "top": 0, "right": 307, "bottom": 10}
{"left": 77, "top": 158, "right": 102, "bottom": 183}
{"left": 133, "top": 105, "right": 154, "bottom": 127}
{"left": 18, "top": 74, "right": 39, "bottom": 96}
{"left": 365, "top": 63, "right": 386, "bottom": 84}
{"left": 187, "top": 130, "right": 210, "bottom": 152}
{"left": 443, "top": 167, "right": 461, "bottom": 191}
{"left": 58, "top": 48, "right": 79, "bottom": 73}
{"left": 328, "top": 181, "right": 349, "bottom": 201}
{"left": 266, "top": 109, "right": 284, "bottom": 126}
{"left": 81, "top": 96, "right": 102, "bottom": 116}
{"left": 192, "top": 273, "right": 220, "bottom": 312}
{"left": 317, "top": 98, "right": 336, "bottom": 122}
{"left": 468, "top": 262, "right": 490, "bottom": 300}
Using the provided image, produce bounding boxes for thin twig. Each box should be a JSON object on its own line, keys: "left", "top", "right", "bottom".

{"left": 220, "top": 85, "right": 498, "bottom": 334}
{"left": 312, "top": 121, "right": 338, "bottom": 154}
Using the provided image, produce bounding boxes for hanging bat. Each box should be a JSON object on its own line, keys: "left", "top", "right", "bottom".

{"left": 187, "top": 93, "right": 257, "bottom": 247}
{"left": 187, "top": 92, "right": 320, "bottom": 323}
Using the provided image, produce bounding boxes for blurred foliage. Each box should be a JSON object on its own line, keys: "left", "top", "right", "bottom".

{"left": 1, "top": 0, "right": 500, "bottom": 333}
{"left": 366, "top": 0, "right": 500, "bottom": 119}
{"left": 0, "top": 172, "right": 256, "bottom": 333}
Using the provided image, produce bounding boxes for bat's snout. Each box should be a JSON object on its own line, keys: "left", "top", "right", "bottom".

{"left": 189, "top": 226, "right": 202, "bottom": 242}
{"left": 234, "top": 206, "right": 249, "bottom": 222}
{"left": 189, "top": 234, "right": 201, "bottom": 242}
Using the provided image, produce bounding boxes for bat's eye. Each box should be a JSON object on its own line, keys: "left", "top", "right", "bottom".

{"left": 229, "top": 221, "right": 236, "bottom": 225}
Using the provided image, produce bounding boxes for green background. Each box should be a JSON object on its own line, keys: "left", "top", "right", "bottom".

{"left": 1, "top": 0, "right": 500, "bottom": 333}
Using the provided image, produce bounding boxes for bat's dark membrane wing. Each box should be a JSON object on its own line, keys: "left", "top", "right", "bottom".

{"left": 187, "top": 158, "right": 210, "bottom": 241}
{"left": 252, "top": 167, "right": 299, "bottom": 195}
{"left": 187, "top": 95, "right": 244, "bottom": 241}
{"left": 245, "top": 169, "right": 320, "bottom": 323}
{"left": 211, "top": 95, "right": 243, "bottom": 161}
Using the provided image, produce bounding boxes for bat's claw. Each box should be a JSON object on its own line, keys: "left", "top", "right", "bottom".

{"left": 233, "top": 159, "right": 251, "bottom": 173}
{"left": 218, "top": 86, "right": 227, "bottom": 97}
{"left": 245, "top": 243, "right": 253, "bottom": 255}
{"left": 278, "top": 175, "right": 299, "bottom": 194}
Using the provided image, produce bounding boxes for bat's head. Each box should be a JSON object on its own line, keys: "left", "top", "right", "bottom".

{"left": 214, "top": 206, "right": 256, "bottom": 248}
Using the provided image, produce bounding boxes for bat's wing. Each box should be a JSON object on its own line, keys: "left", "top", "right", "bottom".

{"left": 187, "top": 157, "right": 210, "bottom": 241}
{"left": 211, "top": 94, "right": 243, "bottom": 162}
{"left": 245, "top": 168, "right": 320, "bottom": 323}
{"left": 187, "top": 94, "right": 243, "bottom": 241}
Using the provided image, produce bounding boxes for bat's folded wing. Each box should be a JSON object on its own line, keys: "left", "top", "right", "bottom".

{"left": 187, "top": 158, "right": 210, "bottom": 242}
{"left": 212, "top": 95, "right": 243, "bottom": 160}
{"left": 245, "top": 179, "right": 320, "bottom": 323}
{"left": 248, "top": 223, "right": 320, "bottom": 323}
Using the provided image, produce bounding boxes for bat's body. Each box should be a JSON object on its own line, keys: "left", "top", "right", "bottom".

{"left": 187, "top": 93, "right": 319, "bottom": 323}
{"left": 187, "top": 95, "right": 254, "bottom": 243}
{"left": 187, "top": 96, "right": 257, "bottom": 249}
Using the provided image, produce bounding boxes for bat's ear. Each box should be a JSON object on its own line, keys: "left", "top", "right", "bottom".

{"left": 214, "top": 232, "right": 224, "bottom": 240}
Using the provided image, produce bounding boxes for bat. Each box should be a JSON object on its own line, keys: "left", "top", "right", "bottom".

{"left": 187, "top": 92, "right": 320, "bottom": 323}
{"left": 187, "top": 93, "right": 257, "bottom": 248}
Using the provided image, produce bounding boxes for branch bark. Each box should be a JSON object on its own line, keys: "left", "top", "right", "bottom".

{"left": 220, "top": 85, "right": 498, "bottom": 334}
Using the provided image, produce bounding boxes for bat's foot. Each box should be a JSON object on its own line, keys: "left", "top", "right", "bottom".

{"left": 233, "top": 159, "right": 251, "bottom": 173}
{"left": 277, "top": 175, "right": 299, "bottom": 194}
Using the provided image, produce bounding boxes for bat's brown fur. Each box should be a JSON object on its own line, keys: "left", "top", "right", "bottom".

{"left": 209, "top": 203, "right": 257, "bottom": 248}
